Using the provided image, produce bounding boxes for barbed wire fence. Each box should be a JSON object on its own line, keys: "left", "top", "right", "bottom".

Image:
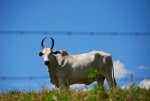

{"left": 0, "top": 76, "right": 49, "bottom": 80}
{"left": 0, "top": 30, "right": 150, "bottom": 36}
{"left": 0, "top": 30, "right": 149, "bottom": 82}
{"left": 0, "top": 76, "right": 146, "bottom": 81}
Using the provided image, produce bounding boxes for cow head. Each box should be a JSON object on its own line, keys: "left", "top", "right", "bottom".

{"left": 39, "top": 37, "right": 60, "bottom": 65}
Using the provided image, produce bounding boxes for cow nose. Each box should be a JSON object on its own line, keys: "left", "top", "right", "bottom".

{"left": 44, "top": 61, "right": 50, "bottom": 65}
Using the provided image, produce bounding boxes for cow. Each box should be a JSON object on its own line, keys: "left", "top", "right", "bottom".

{"left": 39, "top": 37, "right": 117, "bottom": 88}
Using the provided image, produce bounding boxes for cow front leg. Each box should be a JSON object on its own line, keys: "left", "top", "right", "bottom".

{"left": 97, "top": 76, "right": 105, "bottom": 88}
{"left": 58, "top": 78, "right": 69, "bottom": 89}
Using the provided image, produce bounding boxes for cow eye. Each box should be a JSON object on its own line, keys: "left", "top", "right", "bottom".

{"left": 39, "top": 52, "right": 44, "bottom": 56}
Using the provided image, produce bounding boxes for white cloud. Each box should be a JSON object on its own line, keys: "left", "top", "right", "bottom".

{"left": 139, "top": 65, "right": 150, "bottom": 70}
{"left": 139, "top": 79, "right": 150, "bottom": 89}
{"left": 51, "top": 84, "right": 58, "bottom": 90}
{"left": 113, "top": 60, "right": 131, "bottom": 80}
{"left": 70, "top": 82, "right": 97, "bottom": 91}
{"left": 70, "top": 84, "right": 86, "bottom": 90}
{"left": 121, "top": 79, "right": 150, "bottom": 90}
{"left": 50, "top": 84, "right": 86, "bottom": 90}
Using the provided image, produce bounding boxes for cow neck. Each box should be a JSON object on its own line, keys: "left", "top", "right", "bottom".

{"left": 47, "top": 60, "right": 59, "bottom": 87}
{"left": 48, "top": 63, "right": 55, "bottom": 76}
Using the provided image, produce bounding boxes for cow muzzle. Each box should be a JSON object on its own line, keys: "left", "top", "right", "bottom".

{"left": 44, "top": 61, "right": 50, "bottom": 66}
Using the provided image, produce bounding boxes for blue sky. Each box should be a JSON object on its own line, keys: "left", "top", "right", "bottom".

{"left": 0, "top": 0, "right": 150, "bottom": 91}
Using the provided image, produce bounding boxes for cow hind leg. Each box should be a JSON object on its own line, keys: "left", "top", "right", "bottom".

{"left": 105, "top": 74, "right": 115, "bottom": 88}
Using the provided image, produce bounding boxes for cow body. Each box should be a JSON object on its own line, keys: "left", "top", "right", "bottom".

{"left": 45, "top": 50, "right": 116, "bottom": 88}
{"left": 39, "top": 38, "right": 116, "bottom": 88}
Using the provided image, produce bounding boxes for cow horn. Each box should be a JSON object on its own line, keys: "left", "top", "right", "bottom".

{"left": 41, "top": 37, "right": 46, "bottom": 49}
{"left": 50, "top": 37, "right": 54, "bottom": 50}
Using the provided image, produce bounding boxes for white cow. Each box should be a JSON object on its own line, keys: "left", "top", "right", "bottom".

{"left": 39, "top": 37, "right": 117, "bottom": 88}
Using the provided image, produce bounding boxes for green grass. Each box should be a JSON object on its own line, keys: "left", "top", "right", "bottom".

{"left": 0, "top": 85, "right": 150, "bottom": 101}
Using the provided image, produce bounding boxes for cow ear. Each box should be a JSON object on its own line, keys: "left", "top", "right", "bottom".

{"left": 53, "top": 51, "right": 61, "bottom": 54}
{"left": 39, "top": 52, "right": 43, "bottom": 56}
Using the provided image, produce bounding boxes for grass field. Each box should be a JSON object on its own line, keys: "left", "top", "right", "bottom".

{"left": 0, "top": 85, "right": 150, "bottom": 101}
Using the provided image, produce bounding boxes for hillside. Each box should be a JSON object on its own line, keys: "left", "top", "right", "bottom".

{"left": 0, "top": 85, "right": 150, "bottom": 101}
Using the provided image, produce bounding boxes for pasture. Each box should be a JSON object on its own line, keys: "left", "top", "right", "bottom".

{"left": 0, "top": 85, "right": 150, "bottom": 101}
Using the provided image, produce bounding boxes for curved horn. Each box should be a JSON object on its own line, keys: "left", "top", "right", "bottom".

{"left": 50, "top": 37, "right": 54, "bottom": 50}
{"left": 41, "top": 37, "right": 47, "bottom": 49}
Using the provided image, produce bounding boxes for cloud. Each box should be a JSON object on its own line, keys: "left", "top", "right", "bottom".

{"left": 139, "top": 79, "right": 150, "bottom": 89}
{"left": 70, "top": 82, "right": 97, "bottom": 91}
{"left": 139, "top": 65, "right": 150, "bottom": 70}
{"left": 70, "top": 84, "right": 86, "bottom": 90}
{"left": 51, "top": 84, "right": 58, "bottom": 90}
{"left": 113, "top": 60, "right": 131, "bottom": 80}
{"left": 121, "top": 79, "right": 150, "bottom": 90}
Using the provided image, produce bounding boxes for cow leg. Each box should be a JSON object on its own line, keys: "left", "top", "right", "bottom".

{"left": 97, "top": 76, "right": 105, "bottom": 87}
{"left": 58, "top": 78, "right": 69, "bottom": 89}
{"left": 105, "top": 74, "right": 115, "bottom": 88}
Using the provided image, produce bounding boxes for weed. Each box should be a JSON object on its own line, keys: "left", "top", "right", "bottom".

{"left": 0, "top": 86, "right": 150, "bottom": 101}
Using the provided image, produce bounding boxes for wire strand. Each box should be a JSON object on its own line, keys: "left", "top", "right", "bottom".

{"left": 0, "top": 30, "right": 150, "bottom": 36}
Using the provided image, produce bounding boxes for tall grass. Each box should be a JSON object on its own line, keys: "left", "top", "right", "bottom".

{"left": 1, "top": 69, "right": 149, "bottom": 100}
{"left": 0, "top": 85, "right": 150, "bottom": 101}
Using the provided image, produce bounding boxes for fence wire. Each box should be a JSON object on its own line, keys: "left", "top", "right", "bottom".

{"left": 0, "top": 76, "right": 49, "bottom": 80}
{"left": 0, "top": 76, "right": 148, "bottom": 81}
{"left": 0, "top": 31, "right": 149, "bottom": 82}
{"left": 0, "top": 30, "right": 150, "bottom": 36}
